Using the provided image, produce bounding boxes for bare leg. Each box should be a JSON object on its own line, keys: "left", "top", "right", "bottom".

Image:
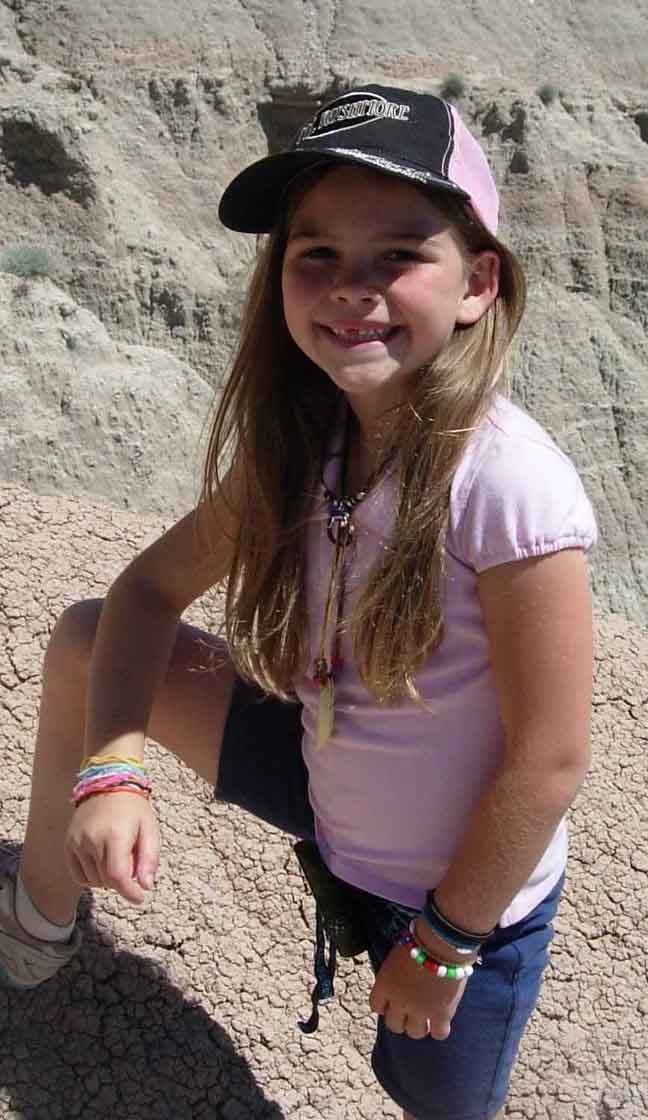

{"left": 19, "top": 599, "right": 234, "bottom": 924}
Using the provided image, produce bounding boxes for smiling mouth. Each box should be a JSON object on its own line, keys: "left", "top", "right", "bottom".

{"left": 321, "top": 324, "right": 399, "bottom": 345}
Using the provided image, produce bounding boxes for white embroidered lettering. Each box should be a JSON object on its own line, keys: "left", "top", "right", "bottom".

{"left": 299, "top": 95, "right": 413, "bottom": 141}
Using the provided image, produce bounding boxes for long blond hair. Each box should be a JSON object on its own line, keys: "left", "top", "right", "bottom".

{"left": 201, "top": 171, "right": 526, "bottom": 702}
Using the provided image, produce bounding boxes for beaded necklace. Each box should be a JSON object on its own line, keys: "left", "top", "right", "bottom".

{"left": 312, "top": 410, "right": 395, "bottom": 746}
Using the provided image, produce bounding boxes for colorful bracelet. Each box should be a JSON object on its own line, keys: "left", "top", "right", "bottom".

{"left": 71, "top": 754, "right": 152, "bottom": 808}
{"left": 398, "top": 925, "right": 477, "bottom": 980}
{"left": 75, "top": 785, "right": 151, "bottom": 807}
{"left": 409, "top": 920, "right": 481, "bottom": 966}
{"left": 80, "top": 752, "right": 145, "bottom": 769}
{"left": 419, "top": 890, "right": 494, "bottom": 954}
{"left": 73, "top": 772, "right": 148, "bottom": 795}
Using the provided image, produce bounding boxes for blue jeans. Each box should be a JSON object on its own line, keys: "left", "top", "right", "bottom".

{"left": 216, "top": 679, "right": 562, "bottom": 1120}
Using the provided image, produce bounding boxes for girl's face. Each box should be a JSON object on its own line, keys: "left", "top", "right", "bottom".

{"left": 281, "top": 165, "right": 499, "bottom": 427}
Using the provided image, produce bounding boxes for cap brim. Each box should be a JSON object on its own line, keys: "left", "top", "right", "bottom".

{"left": 218, "top": 148, "right": 469, "bottom": 233}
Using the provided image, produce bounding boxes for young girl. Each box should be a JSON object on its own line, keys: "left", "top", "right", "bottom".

{"left": 0, "top": 84, "right": 596, "bottom": 1120}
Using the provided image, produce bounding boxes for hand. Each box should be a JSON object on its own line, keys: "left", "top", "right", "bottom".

{"left": 65, "top": 792, "right": 160, "bottom": 905}
{"left": 369, "top": 943, "right": 467, "bottom": 1040}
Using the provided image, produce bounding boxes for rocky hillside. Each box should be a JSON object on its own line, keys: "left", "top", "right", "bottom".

{"left": 0, "top": 0, "right": 646, "bottom": 618}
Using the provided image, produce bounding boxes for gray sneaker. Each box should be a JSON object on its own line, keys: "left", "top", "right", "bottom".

{"left": 0, "top": 870, "right": 81, "bottom": 988}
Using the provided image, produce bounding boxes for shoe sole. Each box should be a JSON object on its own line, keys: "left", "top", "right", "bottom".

{"left": 0, "top": 874, "right": 82, "bottom": 989}
{"left": 0, "top": 957, "right": 34, "bottom": 990}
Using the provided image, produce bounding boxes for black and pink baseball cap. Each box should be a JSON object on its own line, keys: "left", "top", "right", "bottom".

{"left": 219, "top": 84, "right": 499, "bottom": 236}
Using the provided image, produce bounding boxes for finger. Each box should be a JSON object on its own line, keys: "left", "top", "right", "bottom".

{"left": 384, "top": 1004, "right": 407, "bottom": 1035}
{"left": 426, "top": 1016, "right": 451, "bottom": 1041}
{"left": 404, "top": 1016, "right": 429, "bottom": 1041}
{"left": 70, "top": 846, "right": 106, "bottom": 888}
{"left": 66, "top": 849, "right": 91, "bottom": 888}
{"left": 103, "top": 835, "right": 146, "bottom": 904}
{"left": 369, "top": 984, "right": 387, "bottom": 1016}
{"left": 133, "top": 814, "right": 160, "bottom": 891}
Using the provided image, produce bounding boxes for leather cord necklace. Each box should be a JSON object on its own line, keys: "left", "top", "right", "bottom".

{"left": 312, "top": 408, "right": 396, "bottom": 746}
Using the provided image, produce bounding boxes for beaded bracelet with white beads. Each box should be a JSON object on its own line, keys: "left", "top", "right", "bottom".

{"left": 397, "top": 921, "right": 479, "bottom": 980}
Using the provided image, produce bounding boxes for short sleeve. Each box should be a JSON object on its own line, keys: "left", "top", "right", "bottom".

{"left": 447, "top": 409, "right": 598, "bottom": 574}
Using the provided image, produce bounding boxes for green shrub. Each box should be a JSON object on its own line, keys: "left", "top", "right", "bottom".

{"left": 538, "top": 83, "right": 559, "bottom": 106}
{"left": 0, "top": 244, "right": 50, "bottom": 278}
{"left": 440, "top": 73, "right": 465, "bottom": 101}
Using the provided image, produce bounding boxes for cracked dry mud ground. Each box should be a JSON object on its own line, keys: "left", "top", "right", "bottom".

{"left": 0, "top": 484, "right": 646, "bottom": 1120}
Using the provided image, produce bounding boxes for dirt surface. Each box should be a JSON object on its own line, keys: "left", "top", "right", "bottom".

{"left": 1, "top": 484, "right": 646, "bottom": 1120}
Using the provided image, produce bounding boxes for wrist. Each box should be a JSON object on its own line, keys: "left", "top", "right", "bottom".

{"left": 397, "top": 922, "right": 479, "bottom": 981}
{"left": 72, "top": 753, "right": 152, "bottom": 808}
{"left": 432, "top": 885, "right": 498, "bottom": 938}
{"left": 412, "top": 917, "right": 480, "bottom": 966}
{"left": 419, "top": 889, "right": 494, "bottom": 956}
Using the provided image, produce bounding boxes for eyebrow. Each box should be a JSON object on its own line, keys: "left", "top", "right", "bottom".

{"left": 287, "top": 229, "right": 435, "bottom": 242}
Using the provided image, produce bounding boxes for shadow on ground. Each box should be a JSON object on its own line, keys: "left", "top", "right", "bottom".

{"left": 0, "top": 844, "right": 284, "bottom": 1120}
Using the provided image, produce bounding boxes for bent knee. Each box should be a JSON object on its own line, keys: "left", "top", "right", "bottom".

{"left": 47, "top": 598, "right": 104, "bottom": 673}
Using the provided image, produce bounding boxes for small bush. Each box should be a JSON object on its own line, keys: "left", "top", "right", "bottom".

{"left": 538, "top": 83, "right": 559, "bottom": 106}
{"left": 440, "top": 73, "right": 465, "bottom": 101}
{"left": 0, "top": 244, "right": 50, "bottom": 278}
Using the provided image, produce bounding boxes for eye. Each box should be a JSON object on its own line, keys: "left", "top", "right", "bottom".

{"left": 301, "top": 245, "right": 337, "bottom": 261}
{"left": 384, "top": 248, "right": 422, "bottom": 263}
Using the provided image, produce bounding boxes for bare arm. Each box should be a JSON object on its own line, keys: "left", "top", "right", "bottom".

{"left": 84, "top": 484, "right": 239, "bottom": 763}
{"left": 428, "top": 548, "right": 593, "bottom": 938}
{"left": 371, "top": 547, "right": 593, "bottom": 1038}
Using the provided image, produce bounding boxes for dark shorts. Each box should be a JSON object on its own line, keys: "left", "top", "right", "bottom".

{"left": 216, "top": 680, "right": 562, "bottom": 1120}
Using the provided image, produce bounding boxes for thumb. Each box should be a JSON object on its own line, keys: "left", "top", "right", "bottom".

{"left": 369, "top": 975, "right": 387, "bottom": 1016}
{"left": 133, "top": 809, "right": 160, "bottom": 891}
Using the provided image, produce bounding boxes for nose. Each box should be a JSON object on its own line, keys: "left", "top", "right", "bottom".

{"left": 330, "top": 261, "right": 380, "bottom": 304}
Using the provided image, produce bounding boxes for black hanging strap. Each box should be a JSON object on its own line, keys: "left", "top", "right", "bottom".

{"left": 298, "top": 906, "right": 338, "bottom": 1034}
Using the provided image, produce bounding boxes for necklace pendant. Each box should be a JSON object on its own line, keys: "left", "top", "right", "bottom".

{"left": 316, "top": 674, "right": 335, "bottom": 748}
{"left": 327, "top": 507, "right": 354, "bottom": 546}
{"left": 312, "top": 656, "right": 329, "bottom": 687}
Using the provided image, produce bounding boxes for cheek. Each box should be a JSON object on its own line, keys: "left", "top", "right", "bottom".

{"left": 282, "top": 263, "right": 330, "bottom": 312}
{"left": 281, "top": 270, "right": 320, "bottom": 349}
{"left": 394, "top": 272, "right": 466, "bottom": 321}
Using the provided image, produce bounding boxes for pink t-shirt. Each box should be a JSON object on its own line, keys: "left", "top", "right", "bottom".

{"left": 295, "top": 396, "right": 597, "bottom": 926}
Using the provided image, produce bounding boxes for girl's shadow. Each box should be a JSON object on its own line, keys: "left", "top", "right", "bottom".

{"left": 0, "top": 842, "right": 285, "bottom": 1120}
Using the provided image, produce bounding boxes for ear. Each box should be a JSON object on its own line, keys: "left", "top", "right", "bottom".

{"left": 455, "top": 251, "right": 500, "bottom": 325}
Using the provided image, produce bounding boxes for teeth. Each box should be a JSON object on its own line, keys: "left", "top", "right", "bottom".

{"left": 329, "top": 326, "right": 391, "bottom": 341}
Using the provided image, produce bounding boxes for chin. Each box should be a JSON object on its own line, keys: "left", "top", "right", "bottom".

{"left": 329, "top": 374, "right": 392, "bottom": 396}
